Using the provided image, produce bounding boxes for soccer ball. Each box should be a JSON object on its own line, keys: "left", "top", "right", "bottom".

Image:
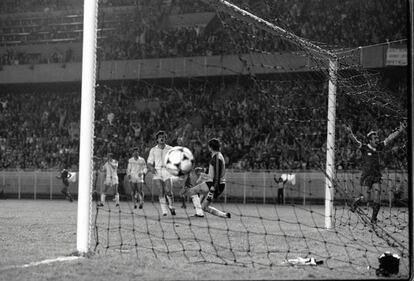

{"left": 165, "top": 146, "right": 194, "bottom": 176}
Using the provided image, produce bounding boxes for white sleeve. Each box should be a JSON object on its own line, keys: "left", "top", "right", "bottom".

{"left": 147, "top": 148, "right": 154, "bottom": 165}
{"left": 139, "top": 158, "right": 147, "bottom": 174}
{"left": 207, "top": 163, "right": 214, "bottom": 182}
{"left": 127, "top": 160, "right": 131, "bottom": 176}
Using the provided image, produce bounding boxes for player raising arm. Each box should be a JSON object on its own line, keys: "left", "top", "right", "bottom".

{"left": 344, "top": 122, "right": 406, "bottom": 223}
{"left": 57, "top": 168, "right": 74, "bottom": 202}
{"left": 127, "top": 147, "right": 147, "bottom": 209}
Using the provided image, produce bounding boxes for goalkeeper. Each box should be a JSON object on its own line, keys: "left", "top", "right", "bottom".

{"left": 344, "top": 122, "right": 406, "bottom": 223}
{"left": 185, "top": 138, "right": 231, "bottom": 219}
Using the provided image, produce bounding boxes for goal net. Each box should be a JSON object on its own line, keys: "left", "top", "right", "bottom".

{"left": 83, "top": 0, "right": 409, "bottom": 278}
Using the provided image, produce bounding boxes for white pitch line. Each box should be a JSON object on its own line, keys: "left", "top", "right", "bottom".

{"left": 1, "top": 256, "right": 83, "bottom": 271}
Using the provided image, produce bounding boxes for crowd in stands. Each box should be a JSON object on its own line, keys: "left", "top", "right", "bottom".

{"left": 0, "top": 1, "right": 408, "bottom": 172}
{"left": 0, "top": 0, "right": 211, "bottom": 14}
{"left": 0, "top": 90, "right": 80, "bottom": 170}
{"left": 0, "top": 75, "right": 407, "bottom": 172}
{"left": 0, "top": 0, "right": 407, "bottom": 64}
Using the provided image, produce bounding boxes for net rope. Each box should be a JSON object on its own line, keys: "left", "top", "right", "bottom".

{"left": 91, "top": 0, "right": 409, "bottom": 276}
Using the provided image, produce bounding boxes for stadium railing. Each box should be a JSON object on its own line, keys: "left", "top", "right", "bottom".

{"left": 0, "top": 169, "right": 407, "bottom": 207}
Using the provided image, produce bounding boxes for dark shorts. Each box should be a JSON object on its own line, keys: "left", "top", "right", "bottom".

{"left": 206, "top": 182, "right": 225, "bottom": 199}
{"left": 360, "top": 173, "right": 382, "bottom": 188}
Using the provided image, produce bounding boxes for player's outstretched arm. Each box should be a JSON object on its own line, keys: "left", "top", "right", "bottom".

{"left": 343, "top": 124, "right": 362, "bottom": 148}
{"left": 384, "top": 121, "right": 407, "bottom": 146}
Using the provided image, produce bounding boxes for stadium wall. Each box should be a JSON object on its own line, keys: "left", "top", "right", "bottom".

{"left": 0, "top": 44, "right": 406, "bottom": 84}
{"left": 0, "top": 170, "right": 407, "bottom": 205}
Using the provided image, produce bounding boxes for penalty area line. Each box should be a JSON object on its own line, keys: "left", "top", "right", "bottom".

{"left": 1, "top": 256, "right": 84, "bottom": 271}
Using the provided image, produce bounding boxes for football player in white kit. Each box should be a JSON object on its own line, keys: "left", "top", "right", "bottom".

{"left": 98, "top": 152, "right": 120, "bottom": 207}
{"left": 147, "top": 131, "right": 175, "bottom": 216}
{"left": 127, "top": 147, "right": 147, "bottom": 209}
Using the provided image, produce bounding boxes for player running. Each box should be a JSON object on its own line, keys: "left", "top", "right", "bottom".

{"left": 127, "top": 147, "right": 147, "bottom": 209}
{"left": 344, "top": 122, "right": 406, "bottom": 223}
{"left": 147, "top": 130, "right": 176, "bottom": 216}
{"left": 57, "top": 168, "right": 75, "bottom": 202}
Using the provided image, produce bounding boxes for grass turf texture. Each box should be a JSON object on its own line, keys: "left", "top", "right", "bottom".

{"left": 0, "top": 200, "right": 409, "bottom": 280}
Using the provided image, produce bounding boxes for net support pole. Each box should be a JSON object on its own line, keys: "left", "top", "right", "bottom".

{"left": 325, "top": 59, "right": 338, "bottom": 229}
{"left": 77, "top": 0, "right": 98, "bottom": 254}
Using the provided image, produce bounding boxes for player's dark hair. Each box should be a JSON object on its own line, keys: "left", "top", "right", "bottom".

{"left": 155, "top": 130, "right": 166, "bottom": 139}
{"left": 208, "top": 138, "right": 221, "bottom": 151}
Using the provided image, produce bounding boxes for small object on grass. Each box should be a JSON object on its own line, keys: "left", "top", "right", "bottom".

{"left": 283, "top": 257, "right": 324, "bottom": 266}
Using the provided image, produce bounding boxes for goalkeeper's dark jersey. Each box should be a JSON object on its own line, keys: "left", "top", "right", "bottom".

{"left": 208, "top": 152, "right": 226, "bottom": 186}
{"left": 60, "top": 169, "right": 70, "bottom": 185}
{"left": 360, "top": 143, "right": 385, "bottom": 178}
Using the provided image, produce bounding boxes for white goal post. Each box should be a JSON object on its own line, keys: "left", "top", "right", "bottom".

{"left": 202, "top": 0, "right": 339, "bottom": 229}
{"left": 77, "top": 0, "right": 98, "bottom": 254}
{"left": 75, "top": 0, "right": 339, "bottom": 255}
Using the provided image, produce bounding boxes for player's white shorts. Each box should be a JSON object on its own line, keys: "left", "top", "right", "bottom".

{"left": 152, "top": 167, "right": 172, "bottom": 181}
{"left": 104, "top": 176, "right": 119, "bottom": 186}
{"left": 129, "top": 174, "right": 144, "bottom": 184}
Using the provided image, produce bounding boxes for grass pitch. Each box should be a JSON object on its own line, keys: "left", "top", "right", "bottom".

{"left": 0, "top": 199, "right": 410, "bottom": 280}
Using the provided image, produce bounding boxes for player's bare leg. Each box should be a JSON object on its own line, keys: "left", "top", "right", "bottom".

{"left": 201, "top": 190, "right": 230, "bottom": 218}
{"left": 202, "top": 200, "right": 230, "bottom": 218}
{"left": 350, "top": 185, "right": 371, "bottom": 212}
{"left": 350, "top": 194, "right": 364, "bottom": 212}
{"left": 98, "top": 192, "right": 106, "bottom": 207}
{"left": 165, "top": 179, "right": 176, "bottom": 216}
{"left": 131, "top": 183, "right": 138, "bottom": 209}
{"left": 154, "top": 180, "right": 168, "bottom": 216}
{"left": 181, "top": 195, "right": 187, "bottom": 209}
{"left": 371, "top": 183, "right": 381, "bottom": 224}
{"left": 66, "top": 190, "right": 73, "bottom": 202}
{"left": 61, "top": 186, "right": 68, "bottom": 197}
{"left": 137, "top": 182, "right": 144, "bottom": 209}
{"left": 188, "top": 183, "right": 208, "bottom": 217}
{"left": 114, "top": 184, "right": 120, "bottom": 207}
{"left": 190, "top": 195, "right": 204, "bottom": 217}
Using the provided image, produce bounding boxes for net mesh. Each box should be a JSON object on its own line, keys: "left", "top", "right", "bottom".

{"left": 91, "top": 0, "right": 409, "bottom": 277}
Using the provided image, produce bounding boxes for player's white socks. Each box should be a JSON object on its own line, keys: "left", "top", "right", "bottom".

{"left": 159, "top": 197, "right": 168, "bottom": 215}
{"left": 205, "top": 206, "right": 227, "bottom": 218}
{"left": 115, "top": 193, "right": 120, "bottom": 205}
{"left": 100, "top": 194, "right": 106, "bottom": 204}
{"left": 166, "top": 195, "right": 174, "bottom": 209}
{"left": 138, "top": 192, "right": 144, "bottom": 205}
{"left": 191, "top": 195, "right": 204, "bottom": 216}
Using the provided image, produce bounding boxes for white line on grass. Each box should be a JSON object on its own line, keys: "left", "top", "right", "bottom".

{"left": 1, "top": 256, "right": 83, "bottom": 271}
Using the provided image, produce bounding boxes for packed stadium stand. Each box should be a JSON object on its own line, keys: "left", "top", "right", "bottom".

{"left": 0, "top": 0, "right": 407, "bottom": 63}
{"left": 0, "top": 3, "right": 409, "bottom": 278}
{"left": 0, "top": 0, "right": 408, "bottom": 172}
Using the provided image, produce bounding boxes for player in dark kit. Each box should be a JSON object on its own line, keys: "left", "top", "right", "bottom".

{"left": 57, "top": 168, "right": 74, "bottom": 202}
{"left": 345, "top": 122, "right": 406, "bottom": 223}
{"left": 200, "top": 138, "right": 231, "bottom": 218}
